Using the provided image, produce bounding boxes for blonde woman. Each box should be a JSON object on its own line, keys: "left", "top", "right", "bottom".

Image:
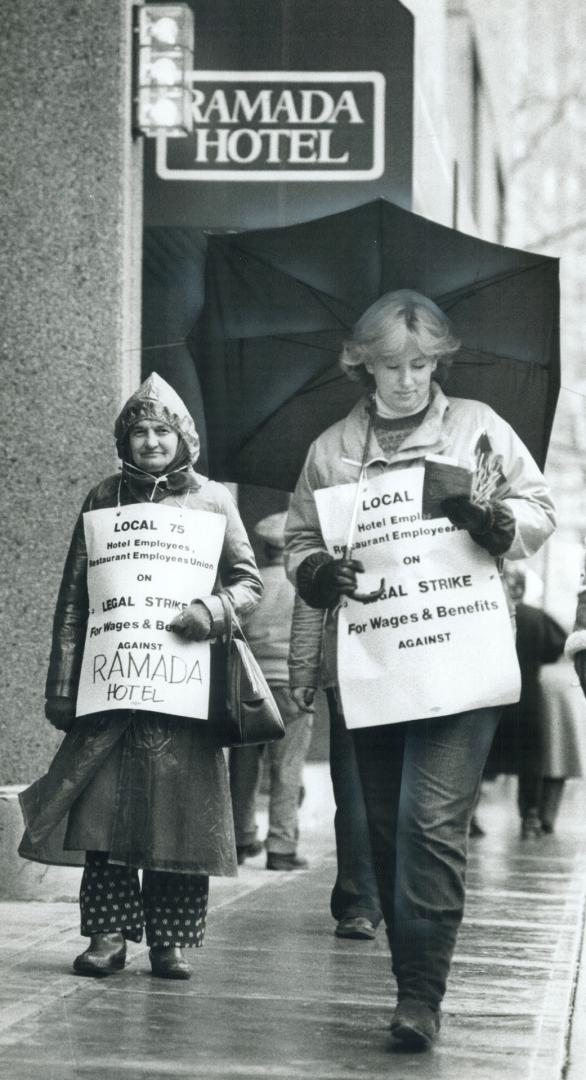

{"left": 285, "top": 290, "right": 555, "bottom": 1049}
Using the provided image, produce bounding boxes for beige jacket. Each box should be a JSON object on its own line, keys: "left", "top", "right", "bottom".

{"left": 286, "top": 384, "right": 556, "bottom": 689}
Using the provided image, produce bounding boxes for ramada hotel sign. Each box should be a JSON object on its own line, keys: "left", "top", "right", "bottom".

{"left": 156, "top": 71, "right": 386, "bottom": 181}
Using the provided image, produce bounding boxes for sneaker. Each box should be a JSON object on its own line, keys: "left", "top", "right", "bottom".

{"left": 266, "top": 853, "right": 308, "bottom": 871}
{"left": 335, "top": 916, "right": 377, "bottom": 940}
{"left": 236, "top": 841, "right": 263, "bottom": 865}
{"left": 390, "top": 999, "right": 441, "bottom": 1050}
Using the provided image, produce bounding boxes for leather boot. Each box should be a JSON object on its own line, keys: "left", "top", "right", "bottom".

{"left": 73, "top": 932, "right": 126, "bottom": 977}
{"left": 390, "top": 999, "right": 441, "bottom": 1050}
{"left": 149, "top": 945, "right": 192, "bottom": 980}
{"left": 388, "top": 919, "right": 457, "bottom": 1009}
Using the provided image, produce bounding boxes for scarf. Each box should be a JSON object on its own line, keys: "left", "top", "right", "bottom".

{"left": 120, "top": 441, "right": 199, "bottom": 502}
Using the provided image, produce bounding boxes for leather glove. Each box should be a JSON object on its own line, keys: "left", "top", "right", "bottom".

{"left": 440, "top": 495, "right": 515, "bottom": 556}
{"left": 45, "top": 697, "right": 76, "bottom": 732}
{"left": 574, "top": 651, "right": 586, "bottom": 697}
{"left": 169, "top": 602, "right": 213, "bottom": 642}
{"left": 297, "top": 552, "right": 365, "bottom": 609}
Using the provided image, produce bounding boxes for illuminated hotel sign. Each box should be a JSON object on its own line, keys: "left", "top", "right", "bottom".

{"left": 156, "top": 71, "right": 386, "bottom": 181}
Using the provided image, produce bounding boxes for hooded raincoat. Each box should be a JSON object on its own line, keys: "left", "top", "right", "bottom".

{"left": 19, "top": 376, "right": 263, "bottom": 876}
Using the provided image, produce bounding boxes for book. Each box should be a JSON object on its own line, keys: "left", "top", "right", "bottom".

{"left": 422, "top": 456, "right": 473, "bottom": 519}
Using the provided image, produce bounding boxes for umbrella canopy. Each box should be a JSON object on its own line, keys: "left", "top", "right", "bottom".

{"left": 193, "top": 199, "right": 560, "bottom": 490}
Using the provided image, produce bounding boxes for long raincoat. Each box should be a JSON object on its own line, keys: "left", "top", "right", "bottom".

{"left": 19, "top": 380, "right": 262, "bottom": 877}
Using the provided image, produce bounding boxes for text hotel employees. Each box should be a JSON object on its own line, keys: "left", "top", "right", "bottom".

{"left": 285, "top": 289, "right": 555, "bottom": 1050}
{"left": 18, "top": 374, "right": 262, "bottom": 981}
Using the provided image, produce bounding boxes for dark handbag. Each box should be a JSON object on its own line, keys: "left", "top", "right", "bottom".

{"left": 213, "top": 594, "right": 286, "bottom": 747}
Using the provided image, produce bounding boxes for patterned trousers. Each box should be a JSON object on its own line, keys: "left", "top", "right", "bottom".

{"left": 80, "top": 851, "right": 208, "bottom": 947}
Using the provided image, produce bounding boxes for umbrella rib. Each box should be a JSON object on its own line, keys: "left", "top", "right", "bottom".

{"left": 229, "top": 369, "right": 348, "bottom": 457}
{"left": 267, "top": 334, "right": 342, "bottom": 353}
{"left": 301, "top": 283, "right": 355, "bottom": 328}
{"left": 217, "top": 242, "right": 356, "bottom": 328}
{"left": 452, "top": 345, "right": 551, "bottom": 366}
{"left": 438, "top": 259, "right": 556, "bottom": 310}
{"left": 295, "top": 373, "right": 347, "bottom": 396}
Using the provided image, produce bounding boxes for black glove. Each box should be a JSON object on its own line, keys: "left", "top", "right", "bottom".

{"left": 574, "top": 652, "right": 586, "bottom": 697}
{"left": 440, "top": 496, "right": 515, "bottom": 556}
{"left": 297, "top": 552, "right": 365, "bottom": 609}
{"left": 169, "top": 602, "right": 213, "bottom": 641}
{"left": 45, "top": 697, "right": 76, "bottom": 732}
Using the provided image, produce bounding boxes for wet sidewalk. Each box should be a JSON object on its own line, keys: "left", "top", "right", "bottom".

{"left": 1, "top": 766, "right": 586, "bottom": 1080}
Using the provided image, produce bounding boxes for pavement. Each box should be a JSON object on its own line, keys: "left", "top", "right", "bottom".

{"left": 1, "top": 764, "right": 586, "bottom": 1080}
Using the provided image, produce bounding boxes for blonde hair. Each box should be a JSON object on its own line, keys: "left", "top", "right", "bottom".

{"left": 340, "top": 289, "right": 461, "bottom": 389}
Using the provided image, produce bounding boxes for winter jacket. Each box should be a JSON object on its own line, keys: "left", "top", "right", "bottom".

{"left": 286, "top": 384, "right": 556, "bottom": 690}
{"left": 19, "top": 470, "right": 262, "bottom": 876}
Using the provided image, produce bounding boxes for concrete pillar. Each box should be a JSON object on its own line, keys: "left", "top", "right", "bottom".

{"left": 0, "top": 0, "right": 142, "bottom": 811}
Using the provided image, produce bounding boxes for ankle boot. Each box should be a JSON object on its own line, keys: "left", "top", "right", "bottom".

{"left": 390, "top": 998, "right": 441, "bottom": 1050}
{"left": 149, "top": 945, "right": 192, "bottom": 980}
{"left": 73, "top": 932, "right": 126, "bottom": 977}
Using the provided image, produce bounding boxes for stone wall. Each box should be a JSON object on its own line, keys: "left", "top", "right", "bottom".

{"left": 0, "top": 0, "right": 142, "bottom": 783}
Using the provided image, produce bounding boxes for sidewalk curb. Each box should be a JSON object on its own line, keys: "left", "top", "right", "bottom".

{"left": 563, "top": 860, "right": 586, "bottom": 1080}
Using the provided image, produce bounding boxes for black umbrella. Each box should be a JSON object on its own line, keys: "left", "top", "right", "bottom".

{"left": 193, "top": 199, "right": 560, "bottom": 490}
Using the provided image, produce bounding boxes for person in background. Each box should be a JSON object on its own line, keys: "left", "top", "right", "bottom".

{"left": 484, "top": 564, "right": 566, "bottom": 838}
{"left": 289, "top": 600, "right": 382, "bottom": 941}
{"left": 553, "top": 553, "right": 586, "bottom": 819}
{"left": 18, "top": 374, "right": 262, "bottom": 980}
{"left": 230, "top": 512, "right": 314, "bottom": 871}
{"left": 565, "top": 551, "right": 586, "bottom": 691}
{"left": 535, "top": 652, "right": 586, "bottom": 833}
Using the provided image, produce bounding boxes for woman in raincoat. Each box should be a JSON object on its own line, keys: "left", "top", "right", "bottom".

{"left": 19, "top": 374, "right": 262, "bottom": 980}
{"left": 285, "top": 289, "right": 555, "bottom": 1049}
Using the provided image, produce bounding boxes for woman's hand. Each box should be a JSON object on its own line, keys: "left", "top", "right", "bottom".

{"left": 45, "top": 697, "right": 76, "bottom": 732}
{"left": 297, "top": 553, "right": 365, "bottom": 608}
{"left": 440, "top": 495, "right": 515, "bottom": 556}
{"left": 290, "top": 686, "right": 316, "bottom": 712}
{"left": 170, "top": 602, "right": 213, "bottom": 642}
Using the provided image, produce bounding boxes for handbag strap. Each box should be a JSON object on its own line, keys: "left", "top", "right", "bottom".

{"left": 218, "top": 591, "right": 239, "bottom": 645}
{"left": 217, "top": 591, "right": 249, "bottom": 646}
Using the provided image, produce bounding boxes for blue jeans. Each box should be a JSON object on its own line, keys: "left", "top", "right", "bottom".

{"left": 352, "top": 707, "right": 500, "bottom": 1007}
{"left": 327, "top": 690, "right": 382, "bottom": 926}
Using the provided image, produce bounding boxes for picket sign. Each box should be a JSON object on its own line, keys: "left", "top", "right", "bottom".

{"left": 76, "top": 503, "right": 226, "bottom": 720}
{"left": 314, "top": 465, "right": 521, "bottom": 729}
